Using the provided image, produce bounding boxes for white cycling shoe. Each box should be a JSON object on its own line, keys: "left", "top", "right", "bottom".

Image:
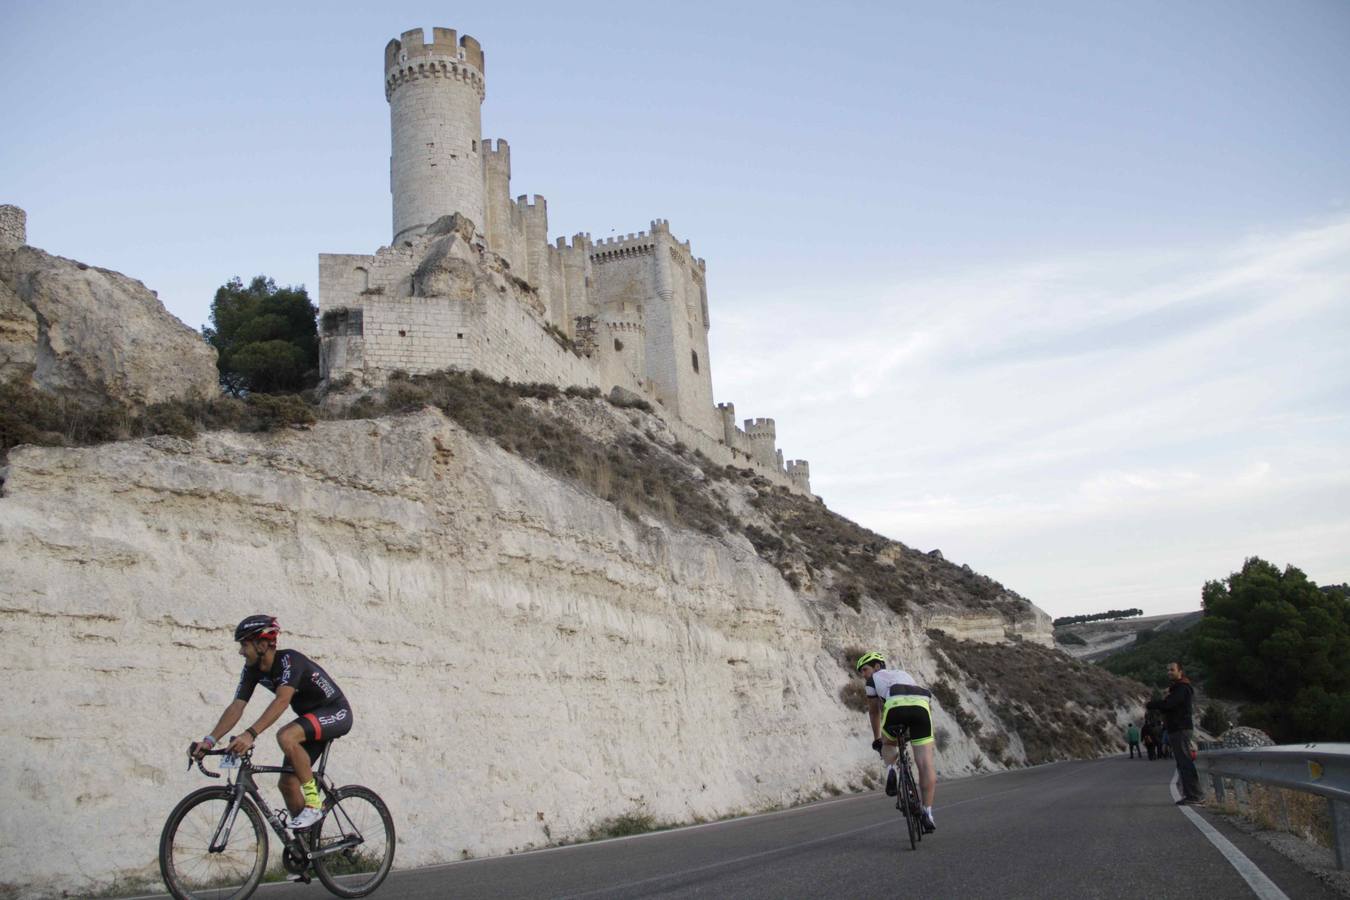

{"left": 289, "top": 806, "right": 324, "bottom": 829}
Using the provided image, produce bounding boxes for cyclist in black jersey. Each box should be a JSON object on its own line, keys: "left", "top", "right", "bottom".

{"left": 189, "top": 615, "right": 353, "bottom": 829}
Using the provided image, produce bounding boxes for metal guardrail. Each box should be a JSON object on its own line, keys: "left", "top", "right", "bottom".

{"left": 1196, "top": 743, "right": 1350, "bottom": 870}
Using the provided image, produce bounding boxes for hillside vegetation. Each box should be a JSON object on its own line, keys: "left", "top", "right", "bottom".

{"left": 931, "top": 631, "right": 1142, "bottom": 764}
{"left": 1101, "top": 628, "right": 1204, "bottom": 691}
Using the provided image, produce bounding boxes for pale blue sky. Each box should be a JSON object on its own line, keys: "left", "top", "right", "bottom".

{"left": 3, "top": 1, "right": 1347, "bottom": 617}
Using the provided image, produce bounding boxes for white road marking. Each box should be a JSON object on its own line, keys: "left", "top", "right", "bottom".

{"left": 1170, "top": 773, "right": 1289, "bottom": 900}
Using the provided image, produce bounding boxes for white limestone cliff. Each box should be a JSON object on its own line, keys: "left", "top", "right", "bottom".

{"left": 0, "top": 408, "right": 1093, "bottom": 897}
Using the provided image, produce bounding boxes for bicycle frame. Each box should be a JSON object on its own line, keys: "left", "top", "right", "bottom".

{"left": 196, "top": 747, "right": 359, "bottom": 865}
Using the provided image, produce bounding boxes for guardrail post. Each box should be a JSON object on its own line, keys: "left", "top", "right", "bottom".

{"left": 1332, "top": 798, "right": 1350, "bottom": 871}
{"left": 1212, "top": 775, "right": 1226, "bottom": 804}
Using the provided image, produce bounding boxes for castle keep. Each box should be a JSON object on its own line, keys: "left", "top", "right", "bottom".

{"left": 318, "top": 27, "right": 811, "bottom": 495}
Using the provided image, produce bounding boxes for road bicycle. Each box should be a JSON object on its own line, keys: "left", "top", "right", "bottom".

{"left": 886, "top": 726, "right": 924, "bottom": 851}
{"left": 158, "top": 744, "right": 395, "bottom": 899}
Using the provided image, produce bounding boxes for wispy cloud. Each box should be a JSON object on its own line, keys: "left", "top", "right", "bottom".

{"left": 712, "top": 216, "right": 1350, "bottom": 615}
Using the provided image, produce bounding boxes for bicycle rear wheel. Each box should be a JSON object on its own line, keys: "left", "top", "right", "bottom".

{"left": 895, "top": 766, "right": 918, "bottom": 850}
{"left": 159, "top": 786, "right": 268, "bottom": 900}
{"left": 902, "top": 760, "right": 923, "bottom": 845}
{"left": 310, "top": 784, "right": 396, "bottom": 897}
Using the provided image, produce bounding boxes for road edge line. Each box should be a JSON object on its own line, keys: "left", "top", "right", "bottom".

{"left": 1170, "top": 773, "right": 1289, "bottom": 900}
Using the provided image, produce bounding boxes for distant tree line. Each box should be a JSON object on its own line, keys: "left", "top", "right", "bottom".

{"left": 1053, "top": 608, "right": 1144, "bottom": 627}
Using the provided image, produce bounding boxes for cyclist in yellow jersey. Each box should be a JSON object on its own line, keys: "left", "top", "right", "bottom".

{"left": 856, "top": 651, "right": 937, "bottom": 832}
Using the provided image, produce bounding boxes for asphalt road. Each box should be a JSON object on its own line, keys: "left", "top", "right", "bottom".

{"left": 141, "top": 755, "right": 1339, "bottom": 899}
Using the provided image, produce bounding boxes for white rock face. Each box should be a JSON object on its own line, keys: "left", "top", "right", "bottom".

{"left": 0, "top": 409, "right": 1062, "bottom": 897}
{"left": 0, "top": 244, "right": 218, "bottom": 407}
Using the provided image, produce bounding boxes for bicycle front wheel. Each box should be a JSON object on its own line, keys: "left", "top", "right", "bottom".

{"left": 310, "top": 784, "right": 396, "bottom": 897}
{"left": 159, "top": 786, "right": 268, "bottom": 900}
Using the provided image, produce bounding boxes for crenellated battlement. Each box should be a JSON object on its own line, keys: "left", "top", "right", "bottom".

{"left": 590, "top": 232, "right": 655, "bottom": 265}
{"left": 515, "top": 194, "right": 547, "bottom": 211}
{"left": 554, "top": 232, "right": 593, "bottom": 251}
{"left": 603, "top": 319, "right": 644, "bottom": 334}
{"left": 744, "top": 417, "right": 776, "bottom": 437}
{"left": 386, "top": 27, "right": 484, "bottom": 74}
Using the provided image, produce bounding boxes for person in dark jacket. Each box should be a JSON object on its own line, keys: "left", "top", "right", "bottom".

{"left": 1146, "top": 661, "right": 1202, "bottom": 803}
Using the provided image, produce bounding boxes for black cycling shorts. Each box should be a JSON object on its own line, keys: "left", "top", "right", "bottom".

{"left": 292, "top": 703, "right": 353, "bottom": 763}
{"left": 880, "top": 700, "right": 934, "bottom": 746}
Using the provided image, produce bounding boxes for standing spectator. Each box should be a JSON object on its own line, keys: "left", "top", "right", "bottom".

{"left": 1126, "top": 722, "right": 1142, "bottom": 759}
{"left": 1145, "top": 715, "right": 1163, "bottom": 760}
{"left": 1143, "top": 723, "right": 1157, "bottom": 760}
{"left": 1146, "top": 661, "right": 1203, "bottom": 804}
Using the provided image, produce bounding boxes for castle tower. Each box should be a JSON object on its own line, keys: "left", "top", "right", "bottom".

{"left": 385, "top": 27, "right": 486, "bottom": 245}
{"left": 0, "top": 205, "right": 26, "bottom": 250}
{"left": 744, "top": 417, "right": 778, "bottom": 469}
{"left": 717, "top": 402, "right": 737, "bottom": 447}
{"left": 600, "top": 303, "right": 646, "bottom": 384}
{"left": 786, "top": 460, "right": 811, "bottom": 493}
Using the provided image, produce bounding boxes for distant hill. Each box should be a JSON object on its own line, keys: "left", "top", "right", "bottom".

{"left": 1054, "top": 611, "right": 1202, "bottom": 663}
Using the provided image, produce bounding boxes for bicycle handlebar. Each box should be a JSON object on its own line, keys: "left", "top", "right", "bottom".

{"left": 188, "top": 745, "right": 253, "bottom": 778}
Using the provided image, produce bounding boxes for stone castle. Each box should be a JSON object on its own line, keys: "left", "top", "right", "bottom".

{"left": 318, "top": 27, "right": 811, "bottom": 495}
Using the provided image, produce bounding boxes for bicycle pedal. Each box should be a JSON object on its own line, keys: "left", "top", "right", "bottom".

{"left": 287, "top": 873, "right": 312, "bottom": 884}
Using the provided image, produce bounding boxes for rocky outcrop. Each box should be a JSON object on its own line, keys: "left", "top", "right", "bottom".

{"left": 0, "top": 227, "right": 218, "bottom": 407}
{"left": 1220, "top": 726, "right": 1275, "bottom": 749}
{"left": 0, "top": 403, "right": 1133, "bottom": 897}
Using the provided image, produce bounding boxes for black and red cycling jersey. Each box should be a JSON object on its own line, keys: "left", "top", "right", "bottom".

{"left": 235, "top": 649, "right": 347, "bottom": 716}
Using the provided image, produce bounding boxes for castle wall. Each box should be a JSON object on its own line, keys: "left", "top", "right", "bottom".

{"left": 386, "top": 28, "right": 486, "bottom": 244}
{"left": 0, "top": 204, "right": 26, "bottom": 250}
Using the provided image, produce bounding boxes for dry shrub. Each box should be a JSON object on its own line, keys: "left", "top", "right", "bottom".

{"left": 1214, "top": 781, "right": 1332, "bottom": 849}
{"left": 1, "top": 377, "right": 315, "bottom": 464}
{"left": 743, "top": 488, "right": 1026, "bottom": 618}
{"left": 339, "top": 370, "right": 730, "bottom": 535}
{"left": 931, "top": 681, "right": 982, "bottom": 736}
{"left": 839, "top": 680, "right": 868, "bottom": 712}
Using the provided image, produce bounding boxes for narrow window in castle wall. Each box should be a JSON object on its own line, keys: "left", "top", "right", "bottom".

{"left": 691, "top": 351, "right": 699, "bottom": 373}
{"left": 615, "top": 339, "right": 624, "bottom": 352}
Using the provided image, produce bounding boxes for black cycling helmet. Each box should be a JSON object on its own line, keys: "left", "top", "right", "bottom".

{"left": 235, "top": 614, "right": 280, "bottom": 643}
